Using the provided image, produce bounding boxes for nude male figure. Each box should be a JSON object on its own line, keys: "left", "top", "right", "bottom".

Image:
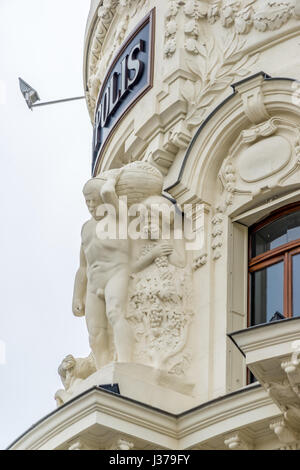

{"left": 72, "top": 174, "right": 133, "bottom": 369}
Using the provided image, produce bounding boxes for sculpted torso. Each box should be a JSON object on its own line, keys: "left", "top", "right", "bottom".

{"left": 72, "top": 174, "right": 133, "bottom": 369}
{"left": 82, "top": 218, "right": 129, "bottom": 292}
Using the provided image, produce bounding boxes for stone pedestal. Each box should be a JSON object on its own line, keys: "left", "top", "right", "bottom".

{"left": 56, "top": 362, "right": 197, "bottom": 415}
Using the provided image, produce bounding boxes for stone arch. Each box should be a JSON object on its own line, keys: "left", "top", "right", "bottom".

{"left": 167, "top": 72, "right": 300, "bottom": 215}
{"left": 167, "top": 72, "right": 300, "bottom": 396}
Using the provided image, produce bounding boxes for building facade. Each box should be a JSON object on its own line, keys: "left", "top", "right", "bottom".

{"left": 10, "top": 0, "right": 300, "bottom": 450}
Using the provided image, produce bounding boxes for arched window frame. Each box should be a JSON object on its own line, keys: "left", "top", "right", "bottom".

{"left": 248, "top": 201, "right": 300, "bottom": 327}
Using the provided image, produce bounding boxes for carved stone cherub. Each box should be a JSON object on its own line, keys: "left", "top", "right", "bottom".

{"left": 132, "top": 195, "right": 187, "bottom": 274}
{"left": 72, "top": 171, "right": 133, "bottom": 369}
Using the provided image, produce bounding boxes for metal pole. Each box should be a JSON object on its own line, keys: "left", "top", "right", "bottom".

{"left": 32, "top": 96, "right": 85, "bottom": 107}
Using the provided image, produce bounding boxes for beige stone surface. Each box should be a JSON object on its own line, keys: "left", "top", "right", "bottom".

{"left": 12, "top": 0, "right": 300, "bottom": 450}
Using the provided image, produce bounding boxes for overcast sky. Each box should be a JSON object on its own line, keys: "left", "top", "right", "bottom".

{"left": 0, "top": 0, "right": 93, "bottom": 449}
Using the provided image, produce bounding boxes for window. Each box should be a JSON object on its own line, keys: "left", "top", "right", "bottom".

{"left": 249, "top": 202, "right": 300, "bottom": 326}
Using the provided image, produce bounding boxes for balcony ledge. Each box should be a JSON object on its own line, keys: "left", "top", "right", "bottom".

{"left": 229, "top": 318, "right": 300, "bottom": 445}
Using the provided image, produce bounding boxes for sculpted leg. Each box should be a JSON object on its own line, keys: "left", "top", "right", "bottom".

{"left": 85, "top": 292, "right": 109, "bottom": 370}
{"left": 105, "top": 271, "right": 133, "bottom": 363}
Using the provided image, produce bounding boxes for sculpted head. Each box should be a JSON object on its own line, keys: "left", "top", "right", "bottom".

{"left": 141, "top": 196, "right": 175, "bottom": 240}
{"left": 83, "top": 178, "right": 105, "bottom": 220}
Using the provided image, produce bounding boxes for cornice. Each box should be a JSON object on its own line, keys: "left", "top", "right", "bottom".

{"left": 84, "top": 1, "right": 300, "bottom": 121}
{"left": 229, "top": 317, "right": 300, "bottom": 355}
{"left": 9, "top": 384, "right": 281, "bottom": 450}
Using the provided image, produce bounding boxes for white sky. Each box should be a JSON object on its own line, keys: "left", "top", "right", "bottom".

{"left": 0, "top": 0, "right": 93, "bottom": 449}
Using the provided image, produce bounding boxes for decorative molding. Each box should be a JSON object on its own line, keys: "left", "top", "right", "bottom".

{"left": 164, "top": 0, "right": 300, "bottom": 58}
{"left": 217, "top": 115, "right": 300, "bottom": 221}
{"left": 270, "top": 418, "right": 300, "bottom": 446}
{"left": 281, "top": 340, "right": 300, "bottom": 399}
{"left": 211, "top": 210, "right": 225, "bottom": 260}
{"left": 214, "top": 117, "right": 300, "bottom": 261}
{"left": 68, "top": 439, "right": 90, "bottom": 450}
{"left": 164, "top": 120, "right": 192, "bottom": 152}
{"left": 10, "top": 385, "right": 277, "bottom": 450}
{"left": 185, "top": 202, "right": 210, "bottom": 268}
{"left": 86, "top": 0, "right": 149, "bottom": 120}
{"left": 109, "top": 437, "right": 135, "bottom": 450}
{"left": 241, "top": 118, "right": 278, "bottom": 143}
{"left": 224, "top": 432, "right": 253, "bottom": 450}
{"left": 193, "top": 253, "right": 208, "bottom": 270}
{"left": 211, "top": 163, "right": 234, "bottom": 260}
{"left": 181, "top": 32, "right": 259, "bottom": 128}
{"left": 280, "top": 442, "right": 300, "bottom": 450}
{"left": 234, "top": 73, "right": 270, "bottom": 124}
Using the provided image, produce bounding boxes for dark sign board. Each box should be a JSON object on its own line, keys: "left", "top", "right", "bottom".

{"left": 92, "top": 9, "right": 155, "bottom": 175}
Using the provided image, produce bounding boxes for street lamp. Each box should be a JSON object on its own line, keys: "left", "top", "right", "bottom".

{"left": 18, "top": 77, "right": 85, "bottom": 110}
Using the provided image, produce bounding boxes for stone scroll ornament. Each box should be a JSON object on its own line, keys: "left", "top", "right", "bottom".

{"left": 68, "top": 161, "right": 193, "bottom": 380}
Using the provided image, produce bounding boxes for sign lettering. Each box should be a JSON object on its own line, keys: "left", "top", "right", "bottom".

{"left": 92, "top": 10, "right": 155, "bottom": 175}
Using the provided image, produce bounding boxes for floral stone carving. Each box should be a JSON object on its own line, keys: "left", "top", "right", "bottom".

{"left": 181, "top": 32, "right": 259, "bottom": 128}
{"left": 165, "top": 0, "right": 300, "bottom": 58}
{"left": 128, "top": 245, "right": 194, "bottom": 373}
{"left": 127, "top": 195, "right": 194, "bottom": 375}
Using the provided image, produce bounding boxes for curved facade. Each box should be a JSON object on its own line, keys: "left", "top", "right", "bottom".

{"left": 10, "top": 0, "right": 300, "bottom": 450}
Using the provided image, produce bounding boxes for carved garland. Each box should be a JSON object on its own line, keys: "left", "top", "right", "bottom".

{"left": 165, "top": 0, "right": 300, "bottom": 58}
{"left": 86, "top": 0, "right": 149, "bottom": 119}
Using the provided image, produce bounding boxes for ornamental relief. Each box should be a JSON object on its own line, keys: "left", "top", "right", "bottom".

{"left": 165, "top": 0, "right": 300, "bottom": 58}
{"left": 55, "top": 162, "right": 196, "bottom": 406}
{"left": 218, "top": 118, "right": 300, "bottom": 199}
{"left": 210, "top": 118, "right": 300, "bottom": 260}
{"left": 86, "top": 0, "right": 150, "bottom": 118}
{"left": 127, "top": 254, "right": 194, "bottom": 374}
{"left": 180, "top": 32, "right": 259, "bottom": 128}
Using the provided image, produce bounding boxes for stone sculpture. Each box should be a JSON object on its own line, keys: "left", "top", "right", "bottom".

{"left": 72, "top": 162, "right": 165, "bottom": 370}
{"left": 55, "top": 354, "right": 96, "bottom": 407}
{"left": 128, "top": 195, "right": 193, "bottom": 373}
{"left": 56, "top": 161, "right": 194, "bottom": 405}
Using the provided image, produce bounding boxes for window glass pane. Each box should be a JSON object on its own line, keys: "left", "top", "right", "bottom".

{"left": 251, "top": 261, "right": 284, "bottom": 325}
{"left": 251, "top": 210, "right": 300, "bottom": 257}
{"left": 293, "top": 253, "right": 300, "bottom": 318}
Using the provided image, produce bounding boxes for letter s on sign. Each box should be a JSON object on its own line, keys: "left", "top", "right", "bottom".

{"left": 127, "top": 40, "right": 145, "bottom": 89}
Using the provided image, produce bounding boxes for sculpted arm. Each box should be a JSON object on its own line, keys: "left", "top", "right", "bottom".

{"left": 72, "top": 245, "right": 87, "bottom": 317}
{"left": 101, "top": 177, "right": 120, "bottom": 214}
{"left": 131, "top": 242, "right": 174, "bottom": 273}
{"left": 169, "top": 238, "right": 187, "bottom": 269}
{"left": 131, "top": 251, "right": 155, "bottom": 274}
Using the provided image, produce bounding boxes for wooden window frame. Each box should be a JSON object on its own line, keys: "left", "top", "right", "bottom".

{"left": 248, "top": 201, "right": 300, "bottom": 327}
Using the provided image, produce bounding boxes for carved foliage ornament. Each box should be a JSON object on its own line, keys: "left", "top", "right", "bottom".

{"left": 219, "top": 118, "right": 300, "bottom": 201}
{"left": 165, "top": 0, "right": 300, "bottom": 57}
{"left": 180, "top": 32, "right": 259, "bottom": 128}
{"left": 87, "top": 0, "right": 149, "bottom": 118}
{"left": 212, "top": 116, "right": 300, "bottom": 261}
